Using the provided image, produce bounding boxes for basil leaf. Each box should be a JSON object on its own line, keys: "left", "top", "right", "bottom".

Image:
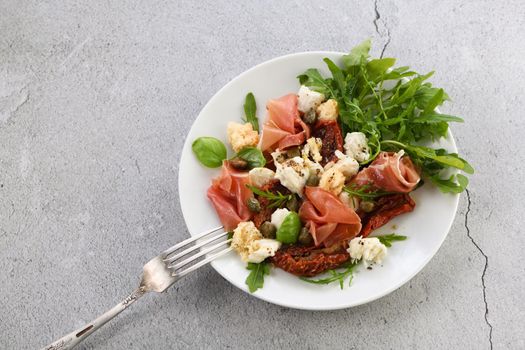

{"left": 192, "top": 137, "right": 227, "bottom": 168}
{"left": 243, "top": 92, "right": 259, "bottom": 132}
{"left": 276, "top": 211, "right": 301, "bottom": 244}
{"left": 245, "top": 262, "right": 271, "bottom": 293}
{"left": 235, "top": 147, "right": 266, "bottom": 168}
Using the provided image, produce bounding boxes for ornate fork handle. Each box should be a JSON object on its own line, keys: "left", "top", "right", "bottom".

{"left": 42, "top": 285, "right": 147, "bottom": 350}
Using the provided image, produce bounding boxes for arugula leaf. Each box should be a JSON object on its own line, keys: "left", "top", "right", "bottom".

{"left": 246, "top": 184, "right": 293, "bottom": 208}
{"left": 300, "top": 261, "right": 358, "bottom": 289}
{"left": 430, "top": 173, "right": 469, "bottom": 193}
{"left": 297, "top": 68, "right": 333, "bottom": 96}
{"left": 342, "top": 38, "right": 371, "bottom": 68}
{"left": 381, "top": 140, "right": 473, "bottom": 173}
{"left": 243, "top": 92, "right": 259, "bottom": 132}
{"left": 366, "top": 58, "right": 396, "bottom": 81}
{"left": 234, "top": 147, "right": 266, "bottom": 168}
{"left": 375, "top": 233, "right": 407, "bottom": 247}
{"left": 297, "top": 40, "right": 474, "bottom": 193}
{"left": 343, "top": 184, "right": 396, "bottom": 199}
{"left": 413, "top": 114, "right": 464, "bottom": 124}
{"left": 192, "top": 137, "right": 227, "bottom": 168}
{"left": 245, "top": 262, "right": 270, "bottom": 293}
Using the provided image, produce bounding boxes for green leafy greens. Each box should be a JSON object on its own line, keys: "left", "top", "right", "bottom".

{"left": 246, "top": 184, "right": 293, "bottom": 208}
{"left": 245, "top": 262, "right": 271, "bottom": 293}
{"left": 343, "top": 183, "right": 397, "bottom": 199}
{"left": 300, "top": 261, "right": 358, "bottom": 290}
{"left": 298, "top": 39, "right": 473, "bottom": 193}
{"left": 243, "top": 92, "right": 259, "bottom": 132}
{"left": 191, "top": 137, "right": 227, "bottom": 168}
{"left": 375, "top": 233, "right": 407, "bottom": 247}
{"left": 234, "top": 147, "right": 266, "bottom": 168}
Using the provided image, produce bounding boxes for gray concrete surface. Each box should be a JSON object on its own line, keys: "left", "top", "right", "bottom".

{"left": 1, "top": 0, "right": 524, "bottom": 349}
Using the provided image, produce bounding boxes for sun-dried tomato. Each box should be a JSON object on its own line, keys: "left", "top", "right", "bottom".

{"left": 270, "top": 245, "right": 350, "bottom": 277}
{"left": 251, "top": 181, "right": 292, "bottom": 228}
{"left": 312, "top": 119, "right": 344, "bottom": 165}
{"left": 360, "top": 194, "right": 416, "bottom": 237}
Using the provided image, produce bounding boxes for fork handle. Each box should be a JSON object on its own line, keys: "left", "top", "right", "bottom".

{"left": 41, "top": 286, "right": 147, "bottom": 350}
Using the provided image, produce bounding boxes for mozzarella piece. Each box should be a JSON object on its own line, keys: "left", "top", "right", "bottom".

{"left": 333, "top": 150, "right": 359, "bottom": 178}
{"left": 246, "top": 239, "right": 282, "bottom": 263}
{"left": 249, "top": 167, "right": 276, "bottom": 187}
{"left": 316, "top": 99, "right": 338, "bottom": 121}
{"left": 318, "top": 167, "right": 345, "bottom": 195}
{"left": 231, "top": 221, "right": 281, "bottom": 263}
{"left": 227, "top": 122, "right": 259, "bottom": 152}
{"left": 347, "top": 237, "right": 387, "bottom": 266}
{"left": 302, "top": 137, "right": 323, "bottom": 163}
{"left": 273, "top": 155, "right": 309, "bottom": 195}
{"left": 297, "top": 85, "right": 325, "bottom": 113}
{"left": 344, "top": 132, "right": 370, "bottom": 163}
{"left": 271, "top": 208, "right": 291, "bottom": 230}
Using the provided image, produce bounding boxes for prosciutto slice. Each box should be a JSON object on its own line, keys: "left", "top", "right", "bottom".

{"left": 352, "top": 151, "right": 420, "bottom": 193}
{"left": 299, "top": 186, "right": 362, "bottom": 247}
{"left": 260, "top": 94, "right": 310, "bottom": 151}
{"left": 207, "top": 162, "right": 252, "bottom": 230}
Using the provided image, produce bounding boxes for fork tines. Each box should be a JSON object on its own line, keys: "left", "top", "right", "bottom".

{"left": 161, "top": 226, "right": 232, "bottom": 278}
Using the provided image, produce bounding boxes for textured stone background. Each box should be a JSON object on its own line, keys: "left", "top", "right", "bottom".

{"left": 1, "top": 0, "right": 524, "bottom": 349}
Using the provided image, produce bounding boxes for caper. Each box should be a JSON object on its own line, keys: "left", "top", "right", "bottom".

{"left": 298, "top": 226, "right": 314, "bottom": 246}
{"left": 286, "top": 195, "right": 300, "bottom": 212}
{"left": 230, "top": 157, "right": 248, "bottom": 170}
{"left": 246, "top": 197, "right": 261, "bottom": 213}
{"left": 286, "top": 146, "right": 301, "bottom": 158}
{"left": 306, "top": 173, "right": 320, "bottom": 187}
{"left": 360, "top": 200, "right": 375, "bottom": 213}
{"left": 303, "top": 109, "right": 317, "bottom": 124}
{"left": 259, "top": 221, "right": 277, "bottom": 239}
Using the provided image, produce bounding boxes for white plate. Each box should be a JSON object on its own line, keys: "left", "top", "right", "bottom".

{"left": 178, "top": 52, "right": 459, "bottom": 310}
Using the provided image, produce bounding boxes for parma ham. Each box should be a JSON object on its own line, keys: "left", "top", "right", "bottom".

{"left": 352, "top": 151, "right": 420, "bottom": 193}
{"left": 260, "top": 94, "right": 310, "bottom": 151}
{"left": 207, "top": 162, "right": 253, "bottom": 230}
{"left": 298, "top": 186, "right": 362, "bottom": 247}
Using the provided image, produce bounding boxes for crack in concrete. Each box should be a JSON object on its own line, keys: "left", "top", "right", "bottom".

{"left": 373, "top": 0, "right": 391, "bottom": 58}
{"left": 465, "top": 189, "right": 493, "bottom": 349}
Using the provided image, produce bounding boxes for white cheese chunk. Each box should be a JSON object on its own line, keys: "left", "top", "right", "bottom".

{"left": 273, "top": 153, "right": 309, "bottom": 195}
{"left": 333, "top": 150, "right": 359, "bottom": 178}
{"left": 249, "top": 167, "right": 276, "bottom": 188}
{"left": 271, "top": 208, "right": 291, "bottom": 230}
{"left": 231, "top": 221, "right": 281, "bottom": 263}
{"left": 347, "top": 237, "right": 387, "bottom": 266}
{"left": 297, "top": 85, "right": 325, "bottom": 113}
{"left": 246, "top": 239, "right": 282, "bottom": 263}
{"left": 344, "top": 132, "right": 370, "bottom": 163}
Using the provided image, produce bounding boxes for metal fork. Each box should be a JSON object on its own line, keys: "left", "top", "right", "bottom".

{"left": 42, "top": 226, "right": 231, "bottom": 350}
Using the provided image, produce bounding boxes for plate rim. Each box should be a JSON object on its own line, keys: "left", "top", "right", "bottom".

{"left": 178, "top": 51, "right": 460, "bottom": 310}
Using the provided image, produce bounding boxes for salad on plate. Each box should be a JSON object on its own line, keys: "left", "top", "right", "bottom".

{"left": 191, "top": 40, "right": 473, "bottom": 293}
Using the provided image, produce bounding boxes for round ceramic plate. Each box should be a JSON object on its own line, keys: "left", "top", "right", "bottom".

{"left": 178, "top": 52, "right": 459, "bottom": 310}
